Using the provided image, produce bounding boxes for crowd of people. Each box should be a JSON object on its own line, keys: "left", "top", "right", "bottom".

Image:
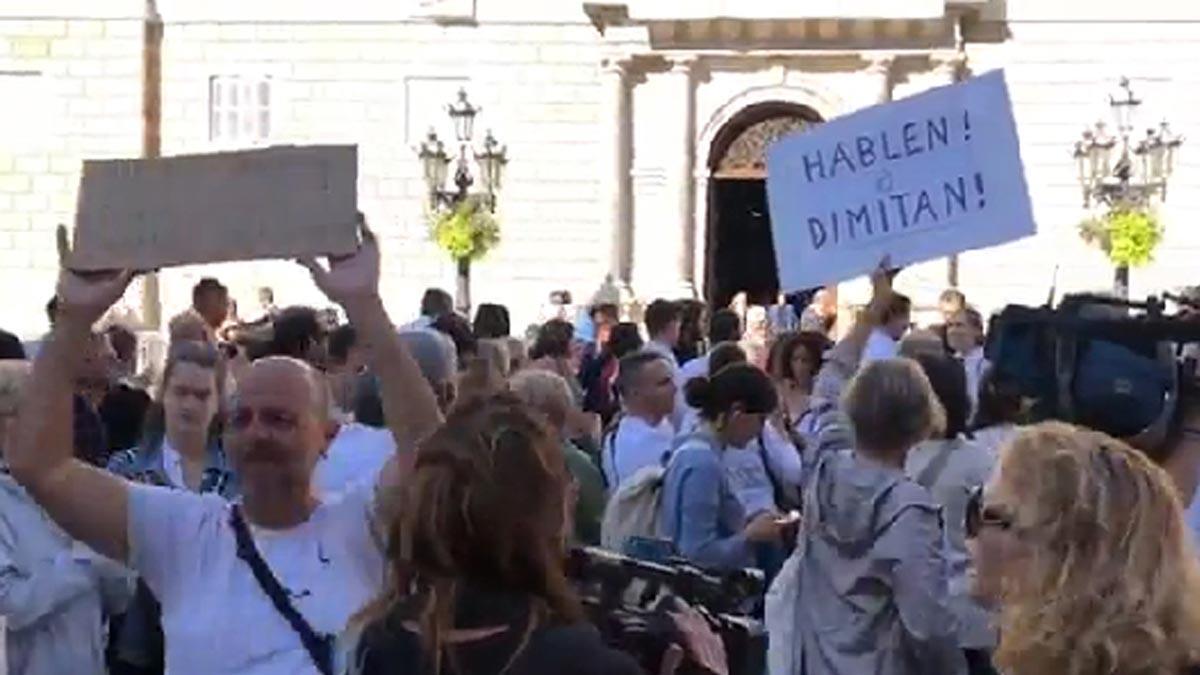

{"left": 3, "top": 225, "right": 1200, "bottom": 675}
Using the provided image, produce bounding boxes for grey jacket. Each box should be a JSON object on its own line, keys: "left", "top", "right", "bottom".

{"left": 906, "top": 438, "right": 999, "bottom": 650}
{"left": 793, "top": 451, "right": 966, "bottom": 675}
{"left": 0, "top": 471, "right": 131, "bottom": 675}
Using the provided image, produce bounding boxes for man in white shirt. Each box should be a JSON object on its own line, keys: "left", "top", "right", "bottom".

{"left": 678, "top": 309, "right": 742, "bottom": 389}
{"left": 602, "top": 352, "right": 677, "bottom": 488}
{"left": 642, "top": 299, "right": 682, "bottom": 370}
{"left": 861, "top": 291, "right": 913, "bottom": 364}
{"left": 312, "top": 422, "right": 396, "bottom": 497}
{"left": 403, "top": 288, "right": 453, "bottom": 331}
{"left": 8, "top": 221, "right": 442, "bottom": 675}
{"left": 946, "top": 306, "right": 989, "bottom": 419}
{"left": 678, "top": 310, "right": 743, "bottom": 431}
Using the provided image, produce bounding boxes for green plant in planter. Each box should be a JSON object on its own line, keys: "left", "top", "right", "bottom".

{"left": 429, "top": 197, "right": 500, "bottom": 263}
{"left": 1077, "top": 207, "right": 1162, "bottom": 268}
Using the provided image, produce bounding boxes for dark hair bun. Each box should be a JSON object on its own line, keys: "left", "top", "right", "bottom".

{"left": 688, "top": 364, "right": 778, "bottom": 422}
{"left": 684, "top": 376, "right": 714, "bottom": 410}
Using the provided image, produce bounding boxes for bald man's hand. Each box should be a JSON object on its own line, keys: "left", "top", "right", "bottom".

{"left": 299, "top": 214, "right": 380, "bottom": 305}
{"left": 303, "top": 214, "right": 442, "bottom": 482}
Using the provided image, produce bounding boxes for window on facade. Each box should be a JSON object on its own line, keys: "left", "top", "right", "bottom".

{"left": 0, "top": 71, "right": 50, "bottom": 152}
{"left": 209, "top": 75, "right": 272, "bottom": 145}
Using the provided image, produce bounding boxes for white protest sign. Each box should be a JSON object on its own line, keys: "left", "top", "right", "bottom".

{"left": 766, "top": 70, "right": 1035, "bottom": 292}
{"left": 70, "top": 145, "right": 359, "bottom": 271}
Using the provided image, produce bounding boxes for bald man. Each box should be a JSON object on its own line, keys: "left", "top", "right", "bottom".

{"left": 8, "top": 221, "right": 441, "bottom": 675}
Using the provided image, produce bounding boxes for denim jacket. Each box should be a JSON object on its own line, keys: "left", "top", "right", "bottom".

{"left": 107, "top": 436, "right": 239, "bottom": 498}
{"left": 659, "top": 428, "right": 753, "bottom": 571}
{"left": 105, "top": 437, "right": 238, "bottom": 668}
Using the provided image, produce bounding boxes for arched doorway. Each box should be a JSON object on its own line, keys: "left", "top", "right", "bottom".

{"left": 705, "top": 102, "right": 822, "bottom": 309}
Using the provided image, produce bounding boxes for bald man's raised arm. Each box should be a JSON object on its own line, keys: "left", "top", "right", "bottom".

{"left": 9, "top": 318, "right": 130, "bottom": 563}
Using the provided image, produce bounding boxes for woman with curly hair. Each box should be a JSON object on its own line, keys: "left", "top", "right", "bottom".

{"left": 765, "top": 331, "right": 830, "bottom": 432}
{"left": 968, "top": 422, "right": 1200, "bottom": 675}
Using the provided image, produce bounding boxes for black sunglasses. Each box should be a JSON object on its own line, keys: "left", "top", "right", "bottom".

{"left": 965, "top": 485, "right": 1015, "bottom": 539}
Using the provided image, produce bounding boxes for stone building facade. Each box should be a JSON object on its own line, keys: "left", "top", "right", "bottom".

{"left": 2, "top": 0, "right": 1200, "bottom": 338}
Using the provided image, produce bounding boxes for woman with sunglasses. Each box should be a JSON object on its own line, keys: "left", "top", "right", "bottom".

{"left": 967, "top": 422, "right": 1200, "bottom": 675}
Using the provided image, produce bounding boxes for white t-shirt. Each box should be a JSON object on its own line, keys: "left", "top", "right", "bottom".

{"left": 161, "top": 439, "right": 186, "bottom": 489}
{"left": 602, "top": 416, "right": 676, "bottom": 489}
{"left": 313, "top": 423, "right": 396, "bottom": 497}
{"left": 961, "top": 347, "right": 990, "bottom": 420}
{"left": 861, "top": 328, "right": 899, "bottom": 364}
{"left": 677, "top": 353, "right": 713, "bottom": 434}
{"left": 128, "top": 482, "right": 386, "bottom": 675}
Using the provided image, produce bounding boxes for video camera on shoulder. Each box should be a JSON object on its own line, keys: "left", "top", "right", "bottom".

{"left": 565, "top": 546, "right": 765, "bottom": 675}
{"left": 986, "top": 291, "right": 1200, "bottom": 449}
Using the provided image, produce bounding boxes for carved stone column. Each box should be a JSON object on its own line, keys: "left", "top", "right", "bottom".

{"left": 934, "top": 53, "right": 965, "bottom": 287}
{"left": 866, "top": 55, "right": 895, "bottom": 104}
{"left": 601, "top": 57, "right": 634, "bottom": 302}
{"left": 666, "top": 56, "right": 698, "bottom": 299}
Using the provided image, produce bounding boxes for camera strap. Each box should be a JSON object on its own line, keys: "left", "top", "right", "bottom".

{"left": 229, "top": 504, "right": 334, "bottom": 675}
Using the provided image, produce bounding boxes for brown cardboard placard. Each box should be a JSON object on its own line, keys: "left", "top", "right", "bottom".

{"left": 70, "top": 145, "right": 358, "bottom": 271}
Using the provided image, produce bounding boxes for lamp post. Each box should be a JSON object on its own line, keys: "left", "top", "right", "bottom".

{"left": 417, "top": 89, "right": 508, "bottom": 313}
{"left": 1073, "top": 77, "right": 1183, "bottom": 297}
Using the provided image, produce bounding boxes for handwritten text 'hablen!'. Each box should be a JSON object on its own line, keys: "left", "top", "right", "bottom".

{"left": 798, "top": 112, "right": 973, "bottom": 184}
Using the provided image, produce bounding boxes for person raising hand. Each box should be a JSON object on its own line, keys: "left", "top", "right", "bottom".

{"left": 9, "top": 218, "right": 440, "bottom": 675}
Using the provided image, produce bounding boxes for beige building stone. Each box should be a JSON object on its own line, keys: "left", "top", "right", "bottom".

{"left": 1, "top": 0, "right": 1199, "bottom": 339}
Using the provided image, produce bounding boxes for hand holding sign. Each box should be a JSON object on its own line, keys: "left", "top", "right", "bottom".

{"left": 53, "top": 224, "right": 135, "bottom": 328}
{"left": 298, "top": 214, "right": 378, "bottom": 306}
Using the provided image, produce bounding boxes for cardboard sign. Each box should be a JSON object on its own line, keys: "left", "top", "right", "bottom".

{"left": 765, "top": 70, "right": 1035, "bottom": 292}
{"left": 70, "top": 145, "right": 358, "bottom": 271}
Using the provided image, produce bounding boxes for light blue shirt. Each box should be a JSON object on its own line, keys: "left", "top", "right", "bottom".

{"left": 0, "top": 472, "right": 131, "bottom": 675}
{"left": 1186, "top": 476, "right": 1200, "bottom": 550}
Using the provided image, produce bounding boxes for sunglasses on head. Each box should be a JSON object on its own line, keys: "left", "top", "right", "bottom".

{"left": 965, "top": 485, "right": 1016, "bottom": 539}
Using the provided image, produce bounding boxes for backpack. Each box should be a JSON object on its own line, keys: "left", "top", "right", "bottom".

{"left": 599, "top": 464, "right": 666, "bottom": 553}
{"left": 598, "top": 429, "right": 700, "bottom": 554}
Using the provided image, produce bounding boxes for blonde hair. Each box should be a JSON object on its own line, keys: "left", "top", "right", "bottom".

{"left": 509, "top": 369, "right": 573, "bottom": 432}
{"left": 168, "top": 309, "right": 210, "bottom": 343}
{"left": 457, "top": 340, "right": 510, "bottom": 403}
{"left": 842, "top": 358, "right": 944, "bottom": 454}
{"left": 476, "top": 339, "right": 511, "bottom": 378}
{"left": 994, "top": 422, "right": 1200, "bottom": 675}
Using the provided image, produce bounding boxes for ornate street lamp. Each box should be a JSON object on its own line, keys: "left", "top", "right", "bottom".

{"left": 417, "top": 89, "right": 507, "bottom": 212}
{"left": 1072, "top": 77, "right": 1183, "bottom": 297}
{"left": 417, "top": 129, "right": 450, "bottom": 209}
{"left": 1074, "top": 78, "right": 1181, "bottom": 209}
{"left": 475, "top": 129, "right": 508, "bottom": 204}
{"left": 415, "top": 88, "right": 508, "bottom": 313}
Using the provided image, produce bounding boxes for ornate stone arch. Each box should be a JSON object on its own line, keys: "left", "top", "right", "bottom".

{"left": 691, "top": 85, "right": 838, "bottom": 295}
{"left": 708, "top": 105, "right": 819, "bottom": 178}
{"left": 695, "top": 82, "right": 845, "bottom": 178}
